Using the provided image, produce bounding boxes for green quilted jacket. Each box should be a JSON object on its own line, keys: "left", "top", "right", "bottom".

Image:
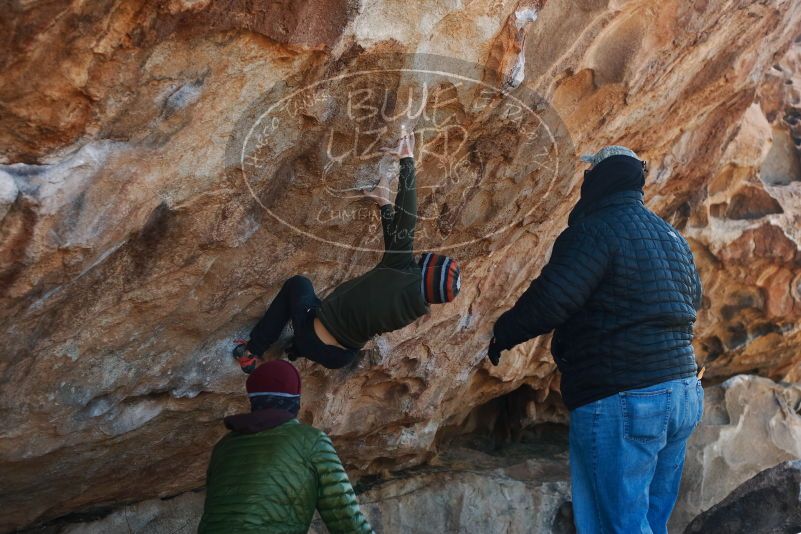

{"left": 198, "top": 418, "right": 373, "bottom": 534}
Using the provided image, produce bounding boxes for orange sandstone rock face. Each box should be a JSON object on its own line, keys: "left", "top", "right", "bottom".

{"left": 687, "top": 39, "right": 801, "bottom": 383}
{"left": 0, "top": 0, "right": 799, "bottom": 530}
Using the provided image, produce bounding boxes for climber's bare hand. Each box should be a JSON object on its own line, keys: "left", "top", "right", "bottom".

{"left": 380, "top": 126, "right": 415, "bottom": 159}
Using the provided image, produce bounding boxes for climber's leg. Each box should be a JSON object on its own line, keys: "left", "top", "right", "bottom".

{"left": 293, "top": 326, "right": 358, "bottom": 369}
{"left": 286, "top": 275, "right": 322, "bottom": 329}
{"left": 291, "top": 309, "right": 358, "bottom": 369}
{"left": 247, "top": 275, "right": 356, "bottom": 369}
{"left": 246, "top": 275, "right": 318, "bottom": 357}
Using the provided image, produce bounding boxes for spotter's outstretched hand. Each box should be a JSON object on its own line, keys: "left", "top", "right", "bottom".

{"left": 487, "top": 337, "right": 503, "bottom": 366}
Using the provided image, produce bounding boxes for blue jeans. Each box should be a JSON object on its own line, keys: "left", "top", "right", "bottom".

{"left": 569, "top": 377, "right": 704, "bottom": 534}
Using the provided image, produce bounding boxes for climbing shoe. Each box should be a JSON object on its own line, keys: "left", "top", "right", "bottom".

{"left": 285, "top": 341, "right": 299, "bottom": 362}
{"left": 232, "top": 339, "right": 258, "bottom": 374}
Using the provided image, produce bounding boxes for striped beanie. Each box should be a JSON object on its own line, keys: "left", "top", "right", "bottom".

{"left": 419, "top": 253, "right": 461, "bottom": 304}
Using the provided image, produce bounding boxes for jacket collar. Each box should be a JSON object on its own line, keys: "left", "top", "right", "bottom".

{"left": 224, "top": 409, "right": 298, "bottom": 434}
{"left": 570, "top": 190, "right": 644, "bottom": 224}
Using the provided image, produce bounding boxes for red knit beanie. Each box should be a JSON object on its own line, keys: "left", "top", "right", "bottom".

{"left": 245, "top": 360, "right": 301, "bottom": 395}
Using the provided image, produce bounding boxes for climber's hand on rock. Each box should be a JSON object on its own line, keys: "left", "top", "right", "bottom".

{"left": 365, "top": 126, "right": 413, "bottom": 206}
{"left": 380, "top": 126, "right": 415, "bottom": 159}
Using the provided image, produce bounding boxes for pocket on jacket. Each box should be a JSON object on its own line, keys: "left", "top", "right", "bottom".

{"left": 620, "top": 389, "right": 671, "bottom": 443}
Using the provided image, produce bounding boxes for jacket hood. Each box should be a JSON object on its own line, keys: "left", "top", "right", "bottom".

{"left": 569, "top": 155, "right": 645, "bottom": 225}
{"left": 223, "top": 409, "right": 296, "bottom": 434}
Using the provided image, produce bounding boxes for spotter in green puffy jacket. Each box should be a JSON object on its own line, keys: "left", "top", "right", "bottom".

{"left": 198, "top": 360, "right": 373, "bottom": 534}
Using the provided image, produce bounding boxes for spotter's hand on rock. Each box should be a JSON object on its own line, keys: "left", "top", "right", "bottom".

{"left": 487, "top": 337, "right": 503, "bottom": 366}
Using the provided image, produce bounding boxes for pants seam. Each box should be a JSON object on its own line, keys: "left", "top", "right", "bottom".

{"left": 591, "top": 401, "right": 605, "bottom": 534}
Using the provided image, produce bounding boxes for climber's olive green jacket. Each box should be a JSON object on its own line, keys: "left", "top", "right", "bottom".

{"left": 198, "top": 418, "right": 373, "bottom": 534}
{"left": 317, "top": 156, "right": 429, "bottom": 349}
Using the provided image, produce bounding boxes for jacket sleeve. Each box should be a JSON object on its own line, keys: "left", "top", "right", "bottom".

{"left": 380, "top": 156, "right": 416, "bottom": 268}
{"left": 689, "top": 251, "right": 703, "bottom": 312}
{"left": 312, "top": 433, "right": 374, "bottom": 534}
{"left": 493, "top": 222, "right": 611, "bottom": 351}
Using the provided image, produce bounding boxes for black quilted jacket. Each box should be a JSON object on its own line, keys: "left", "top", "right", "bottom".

{"left": 493, "top": 189, "right": 702, "bottom": 410}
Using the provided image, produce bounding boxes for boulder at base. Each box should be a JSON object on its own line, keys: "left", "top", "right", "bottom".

{"left": 684, "top": 460, "right": 801, "bottom": 534}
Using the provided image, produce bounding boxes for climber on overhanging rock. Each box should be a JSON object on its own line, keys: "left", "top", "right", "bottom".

{"left": 486, "top": 145, "right": 705, "bottom": 534}
{"left": 233, "top": 127, "right": 461, "bottom": 372}
{"left": 198, "top": 360, "right": 374, "bottom": 534}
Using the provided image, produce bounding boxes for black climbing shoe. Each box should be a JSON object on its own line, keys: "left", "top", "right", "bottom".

{"left": 285, "top": 341, "right": 299, "bottom": 362}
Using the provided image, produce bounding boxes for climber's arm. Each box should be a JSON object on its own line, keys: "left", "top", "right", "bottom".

{"left": 381, "top": 156, "right": 416, "bottom": 262}
{"left": 378, "top": 129, "right": 416, "bottom": 268}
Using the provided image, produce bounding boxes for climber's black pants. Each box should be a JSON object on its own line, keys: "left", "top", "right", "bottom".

{"left": 247, "top": 275, "right": 357, "bottom": 369}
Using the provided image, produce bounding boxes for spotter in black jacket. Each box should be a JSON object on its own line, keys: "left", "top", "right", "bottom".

{"left": 493, "top": 155, "right": 702, "bottom": 410}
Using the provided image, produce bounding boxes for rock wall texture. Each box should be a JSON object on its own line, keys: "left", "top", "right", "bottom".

{"left": 1, "top": 0, "right": 800, "bottom": 531}
{"left": 670, "top": 375, "right": 801, "bottom": 531}
{"left": 689, "top": 38, "right": 801, "bottom": 383}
